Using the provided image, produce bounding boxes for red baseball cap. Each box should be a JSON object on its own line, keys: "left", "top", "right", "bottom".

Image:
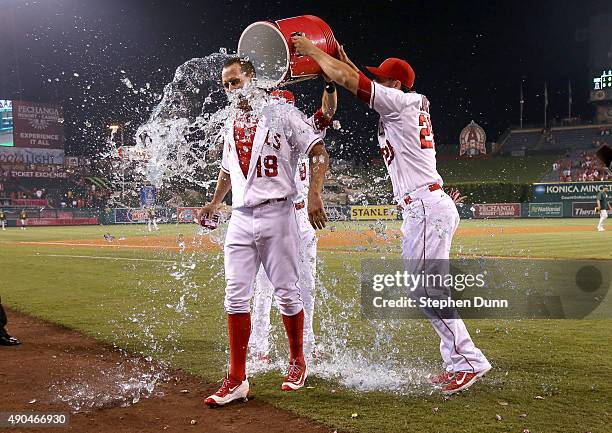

{"left": 366, "top": 58, "right": 415, "bottom": 89}
{"left": 270, "top": 89, "right": 295, "bottom": 104}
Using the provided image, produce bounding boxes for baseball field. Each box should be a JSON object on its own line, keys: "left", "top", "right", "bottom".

{"left": 1, "top": 218, "right": 611, "bottom": 433}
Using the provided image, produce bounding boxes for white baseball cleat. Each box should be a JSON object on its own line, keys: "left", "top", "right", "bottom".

{"left": 441, "top": 366, "right": 491, "bottom": 395}
{"left": 281, "top": 359, "right": 308, "bottom": 391}
{"left": 597, "top": 228, "right": 605, "bottom": 232}
{"left": 204, "top": 375, "right": 249, "bottom": 407}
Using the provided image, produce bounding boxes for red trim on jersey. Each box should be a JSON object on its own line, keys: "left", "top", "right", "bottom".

{"left": 313, "top": 108, "right": 333, "bottom": 132}
{"left": 234, "top": 115, "right": 257, "bottom": 178}
{"left": 357, "top": 72, "right": 373, "bottom": 105}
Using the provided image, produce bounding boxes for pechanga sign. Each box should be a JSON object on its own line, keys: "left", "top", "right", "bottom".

{"left": 11, "top": 101, "right": 64, "bottom": 149}
{"left": 473, "top": 203, "right": 521, "bottom": 218}
{"left": 532, "top": 181, "right": 612, "bottom": 202}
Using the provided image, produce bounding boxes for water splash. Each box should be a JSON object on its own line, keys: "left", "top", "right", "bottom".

{"left": 51, "top": 354, "right": 168, "bottom": 412}
{"left": 98, "top": 51, "right": 446, "bottom": 400}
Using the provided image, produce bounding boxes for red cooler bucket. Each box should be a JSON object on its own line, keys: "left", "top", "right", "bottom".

{"left": 237, "top": 15, "right": 338, "bottom": 89}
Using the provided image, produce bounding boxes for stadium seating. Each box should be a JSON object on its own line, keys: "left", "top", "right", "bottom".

{"left": 502, "top": 129, "right": 542, "bottom": 153}
{"left": 501, "top": 124, "right": 611, "bottom": 155}
{"left": 548, "top": 127, "right": 604, "bottom": 150}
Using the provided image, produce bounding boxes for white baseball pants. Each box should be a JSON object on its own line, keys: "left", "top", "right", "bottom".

{"left": 250, "top": 206, "right": 317, "bottom": 356}
{"left": 224, "top": 199, "right": 303, "bottom": 317}
{"left": 401, "top": 188, "right": 491, "bottom": 373}
{"left": 598, "top": 209, "right": 608, "bottom": 231}
{"left": 147, "top": 218, "right": 158, "bottom": 231}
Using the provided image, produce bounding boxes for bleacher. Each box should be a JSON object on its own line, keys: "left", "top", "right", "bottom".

{"left": 501, "top": 129, "right": 542, "bottom": 154}
{"left": 500, "top": 124, "right": 611, "bottom": 155}
{"left": 549, "top": 126, "right": 606, "bottom": 150}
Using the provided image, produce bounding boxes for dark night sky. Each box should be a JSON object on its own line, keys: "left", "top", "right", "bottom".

{"left": 1, "top": 0, "right": 611, "bottom": 158}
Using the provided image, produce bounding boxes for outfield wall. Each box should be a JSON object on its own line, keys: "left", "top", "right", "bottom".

{"left": 1, "top": 207, "right": 99, "bottom": 227}
{"left": 106, "top": 202, "right": 602, "bottom": 224}
{"left": 1, "top": 201, "right": 602, "bottom": 227}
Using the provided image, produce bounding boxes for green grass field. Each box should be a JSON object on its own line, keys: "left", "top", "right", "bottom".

{"left": 1, "top": 220, "right": 611, "bottom": 433}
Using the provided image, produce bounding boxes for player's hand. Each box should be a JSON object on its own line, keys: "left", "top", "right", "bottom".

{"left": 292, "top": 35, "right": 318, "bottom": 57}
{"left": 307, "top": 192, "right": 327, "bottom": 230}
{"left": 197, "top": 203, "right": 220, "bottom": 224}
{"left": 447, "top": 188, "right": 466, "bottom": 205}
{"left": 337, "top": 43, "right": 359, "bottom": 72}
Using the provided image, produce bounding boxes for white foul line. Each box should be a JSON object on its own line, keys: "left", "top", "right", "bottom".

{"left": 30, "top": 254, "right": 175, "bottom": 263}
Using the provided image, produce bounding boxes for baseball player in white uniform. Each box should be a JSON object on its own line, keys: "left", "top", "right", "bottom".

{"left": 199, "top": 58, "right": 329, "bottom": 407}
{"left": 294, "top": 37, "right": 491, "bottom": 395}
{"left": 249, "top": 86, "right": 335, "bottom": 362}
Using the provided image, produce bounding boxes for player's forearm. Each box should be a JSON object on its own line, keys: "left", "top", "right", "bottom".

{"left": 211, "top": 170, "right": 231, "bottom": 205}
{"left": 308, "top": 143, "right": 329, "bottom": 196}
{"left": 309, "top": 48, "right": 360, "bottom": 95}
{"left": 321, "top": 84, "right": 337, "bottom": 118}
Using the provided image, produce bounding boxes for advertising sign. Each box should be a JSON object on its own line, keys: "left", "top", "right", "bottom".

{"left": 0, "top": 100, "right": 13, "bottom": 147}
{"left": 532, "top": 182, "right": 612, "bottom": 202}
{"left": 11, "top": 101, "right": 64, "bottom": 149}
{"left": 572, "top": 202, "right": 598, "bottom": 218}
{"left": 0, "top": 147, "right": 64, "bottom": 164}
{"left": 473, "top": 203, "right": 521, "bottom": 219}
{"left": 350, "top": 205, "right": 399, "bottom": 220}
{"left": 140, "top": 186, "right": 157, "bottom": 207}
{"left": 114, "top": 208, "right": 173, "bottom": 224}
{"left": 528, "top": 202, "right": 563, "bottom": 217}
{"left": 177, "top": 207, "right": 199, "bottom": 223}
{"left": 0, "top": 167, "right": 70, "bottom": 179}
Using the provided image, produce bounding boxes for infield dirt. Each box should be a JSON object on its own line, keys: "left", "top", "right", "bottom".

{"left": 0, "top": 309, "right": 334, "bottom": 433}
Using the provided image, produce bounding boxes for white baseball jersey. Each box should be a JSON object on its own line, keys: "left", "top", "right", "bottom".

{"left": 220, "top": 105, "right": 322, "bottom": 208}
{"left": 358, "top": 73, "right": 490, "bottom": 375}
{"left": 293, "top": 110, "right": 330, "bottom": 203}
{"left": 294, "top": 156, "right": 309, "bottom": 204}
{"left": 357, "top": 74, "right": 443, "bottom": 202}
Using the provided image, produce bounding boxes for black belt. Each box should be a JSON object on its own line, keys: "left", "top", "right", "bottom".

{"left": 258, "top": 197, "right": 288, "bottom": 207}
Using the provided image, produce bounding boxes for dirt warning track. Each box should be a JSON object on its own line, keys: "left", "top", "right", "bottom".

{"left": 0, "top": 310, "right": 334, "bottom": 433}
